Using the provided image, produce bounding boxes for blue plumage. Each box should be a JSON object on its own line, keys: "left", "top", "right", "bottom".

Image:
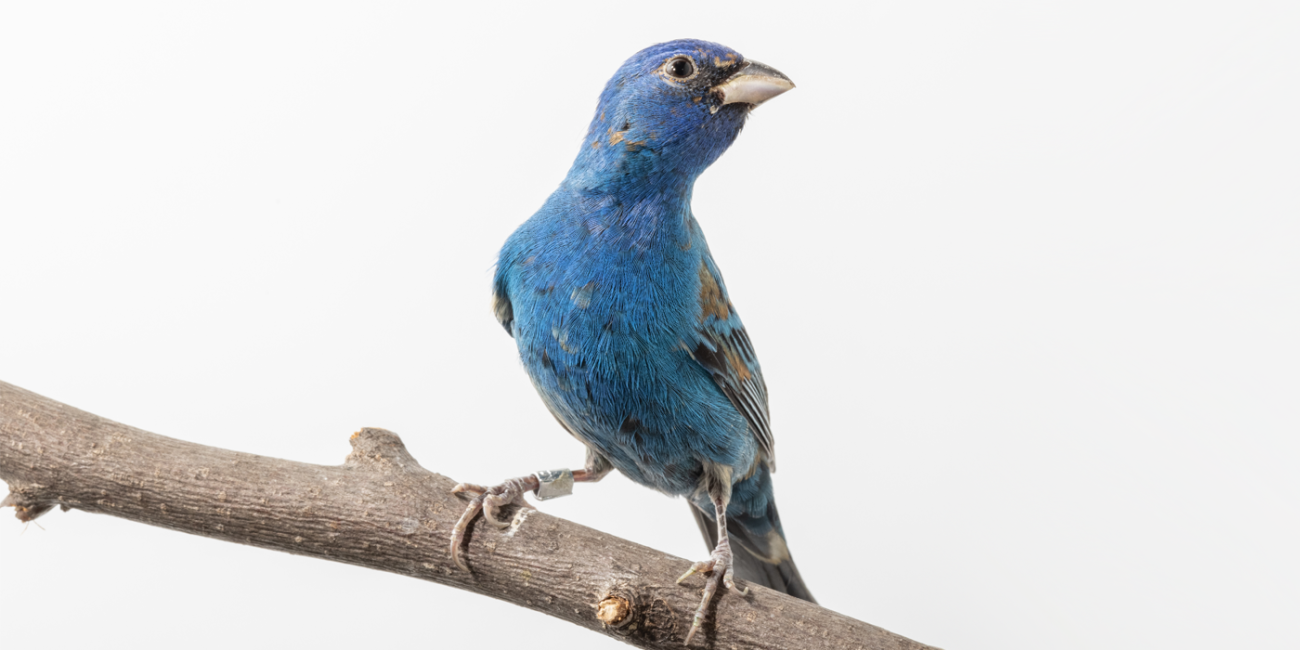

{"left": 455, "top": 39, "right": 807, "bottom": 642}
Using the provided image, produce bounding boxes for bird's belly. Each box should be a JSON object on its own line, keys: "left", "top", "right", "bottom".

{"left": 514, "top": 299, "right": 755, "bottom": 496}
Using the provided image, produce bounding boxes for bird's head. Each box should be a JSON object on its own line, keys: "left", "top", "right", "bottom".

{"left": 566, "top": 39, "right": 794, "bottom": 191}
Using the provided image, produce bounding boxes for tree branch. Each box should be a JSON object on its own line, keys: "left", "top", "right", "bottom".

{"left": 0, "top": 380, "right": 935, "bottom": 650}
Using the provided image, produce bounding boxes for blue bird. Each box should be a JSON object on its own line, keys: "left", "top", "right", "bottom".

{"left": 451, "top": 39, "right": 808, "bottom": 643}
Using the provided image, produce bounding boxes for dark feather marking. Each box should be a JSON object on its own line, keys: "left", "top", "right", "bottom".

{"left": 493, "top": 289, "right": 514, "bottom": 336}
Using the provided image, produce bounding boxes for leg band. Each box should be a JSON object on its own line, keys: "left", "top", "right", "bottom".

{"left": 533, "top": 468, "right": 574, "bottom": 500}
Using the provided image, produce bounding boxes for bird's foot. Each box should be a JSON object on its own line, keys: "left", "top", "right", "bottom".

{"left": 677, "top": 541, "right": 749, "bottom": 644}
{"left": 449, "top": 475, "right": 539, "bottom": 570}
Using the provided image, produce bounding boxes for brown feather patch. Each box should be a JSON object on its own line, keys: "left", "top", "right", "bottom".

{"left": 698, "top": 263, "right": 731, "bottom": 323}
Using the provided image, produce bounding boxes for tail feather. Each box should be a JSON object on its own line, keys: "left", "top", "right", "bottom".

{"left": 690, "top": 503, "right": 815, "bottom": 603}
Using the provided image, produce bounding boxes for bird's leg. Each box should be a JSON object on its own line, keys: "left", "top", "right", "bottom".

{"left": 449, "top": 449, "right": 612, "bottom": 571}
{"left": 677, "top": 487, "right": 748, "bottom": 645}
{"left": 571, "top": 446, "right": 613, "bottom": 484}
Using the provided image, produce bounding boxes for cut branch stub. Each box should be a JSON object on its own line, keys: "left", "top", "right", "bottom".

{"left": 598, "top": 595, "right": 634, "bottom": 627}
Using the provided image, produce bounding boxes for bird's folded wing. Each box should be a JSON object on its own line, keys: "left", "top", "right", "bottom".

{"left": 693, "top": 257, "right": 775, "bottom": 470}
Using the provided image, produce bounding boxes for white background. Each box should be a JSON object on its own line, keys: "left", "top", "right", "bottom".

{"left": 2, "top": 2, "right": 1297, "bottom": 649}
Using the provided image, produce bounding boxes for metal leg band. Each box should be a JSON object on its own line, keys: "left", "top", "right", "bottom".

{"left": 533, "top": 468, "right": 574, "bottom": 500}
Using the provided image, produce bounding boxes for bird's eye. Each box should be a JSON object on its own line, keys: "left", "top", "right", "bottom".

{"left": 666, "top": 57, "right": 695, "bottom": 80}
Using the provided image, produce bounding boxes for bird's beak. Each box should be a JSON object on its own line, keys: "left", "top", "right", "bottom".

{"left": 712, "top": 60, "right": 795, "bottom": 107}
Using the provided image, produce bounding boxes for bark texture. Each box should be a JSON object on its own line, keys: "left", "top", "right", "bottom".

{"left": 0, "top": 380, "right": 936, "bottom": 650}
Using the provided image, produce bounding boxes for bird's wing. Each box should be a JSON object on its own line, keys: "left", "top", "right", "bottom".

{"left": 693, "top": 257, "right": 775, "bottom": 470}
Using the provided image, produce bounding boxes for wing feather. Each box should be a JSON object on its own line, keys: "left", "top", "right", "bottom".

{"left": 693, "top": 260, "right": 775, "bottom": 470}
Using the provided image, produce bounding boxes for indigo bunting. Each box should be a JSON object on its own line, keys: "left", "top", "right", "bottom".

{"left": 451, "top": 39, "right": 808, "bottom": 643}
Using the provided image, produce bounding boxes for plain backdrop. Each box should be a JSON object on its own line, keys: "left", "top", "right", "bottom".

{"left": 2, "top": 2, "right": 1297, "bottom": 649}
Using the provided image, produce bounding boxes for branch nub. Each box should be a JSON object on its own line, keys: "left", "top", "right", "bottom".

{"left": 1, "top": 490, "right": 56, "bottom": 522}
{"left": 344, "top": 427, "right": 419, "bottom": 469}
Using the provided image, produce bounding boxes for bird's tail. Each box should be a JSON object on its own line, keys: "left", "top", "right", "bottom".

{"left": 690, "top": 496, "right": 815, "bottom": 603}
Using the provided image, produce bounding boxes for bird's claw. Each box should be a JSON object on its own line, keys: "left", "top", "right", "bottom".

{"left": 449, "top": 475, "right": 539, "bottom": 571}
{"left": 678, "top": 543, "right": 747, "bottom": 645}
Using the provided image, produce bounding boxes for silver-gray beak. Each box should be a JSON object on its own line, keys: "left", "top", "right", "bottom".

{"left": 712, "top": 60, "right": 795, "bottom": 106}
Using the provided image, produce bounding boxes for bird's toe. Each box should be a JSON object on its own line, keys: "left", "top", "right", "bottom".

{"left": 447, "top": 475, "right": 541, "bottom": 570}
